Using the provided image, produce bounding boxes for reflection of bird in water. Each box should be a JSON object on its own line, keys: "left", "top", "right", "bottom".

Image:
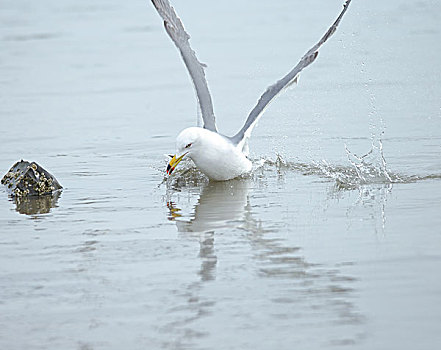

{"left": 165, "top": 179, "right": 364, "bottom": 342}
{"left": 151, "top": 0, "right": 352, "bottom": 180}
{"left": 167, "top": 179, "right": 251, "bottom": 233}
{"left": 167, "top": 179, "right": 251, "bottom": 281}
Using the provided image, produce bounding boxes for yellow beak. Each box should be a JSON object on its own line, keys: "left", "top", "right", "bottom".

{"left": 166, "top": 153, "right": 186, "bottom": 175}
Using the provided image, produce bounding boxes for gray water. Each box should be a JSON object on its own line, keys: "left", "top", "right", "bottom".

{"left": 1, "top": 0, "right": 441, "bottom": 349}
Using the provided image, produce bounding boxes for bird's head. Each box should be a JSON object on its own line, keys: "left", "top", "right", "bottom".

{"left": 167, "top": 127, "right": 203, "bottom": 175}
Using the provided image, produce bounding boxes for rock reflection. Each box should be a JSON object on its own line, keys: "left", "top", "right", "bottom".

{"left": 13, "top": 191, "right": 61, "bottom": 215}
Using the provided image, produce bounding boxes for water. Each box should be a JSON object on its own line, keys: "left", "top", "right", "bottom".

{"left": 1, "top": 0, "right": 441, "bottom": 349}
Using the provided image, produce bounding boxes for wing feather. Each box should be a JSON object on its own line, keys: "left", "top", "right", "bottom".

{"left": 230, "top": 0, "right": 352, "bottom": 147}
{"left": 151, "top": 0, "right": 217, "bottom": 132}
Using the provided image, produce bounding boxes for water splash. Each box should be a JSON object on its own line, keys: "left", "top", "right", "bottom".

{"left": 159, "top": 140, "right": 441, "bottom": 193}
{"left": 341, "top": 137, "right": 395, "bottom": 188}
{"left": 257, "top": 140, "right": 440, "bottom": 191}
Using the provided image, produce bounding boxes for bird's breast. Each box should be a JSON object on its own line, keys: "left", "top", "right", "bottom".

{"left": 191, "top": 141, "right": 252, "bottom": 181}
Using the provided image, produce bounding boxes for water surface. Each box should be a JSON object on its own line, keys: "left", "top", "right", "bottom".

{"left": 1, "top": 0, "right": 441, "bottom": 349}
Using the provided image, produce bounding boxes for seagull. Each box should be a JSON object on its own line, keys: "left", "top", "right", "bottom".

{"left": 151, "top": 0, "right": 352, "bottom": 181}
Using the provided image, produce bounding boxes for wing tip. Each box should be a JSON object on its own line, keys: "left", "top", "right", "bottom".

{"left": 151, "top": 0, "right": 160, "bottom": 11}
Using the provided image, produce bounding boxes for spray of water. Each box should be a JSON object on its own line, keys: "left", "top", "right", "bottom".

{"left": 255, "top": 136, "right": 440, "bottom": 191}
{"left": 159, "top": 139, "right": 440, "bottom": 193}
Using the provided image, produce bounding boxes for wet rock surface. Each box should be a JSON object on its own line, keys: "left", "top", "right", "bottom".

{"left": 1, "top": 160, "right": 62, "bottom": 197}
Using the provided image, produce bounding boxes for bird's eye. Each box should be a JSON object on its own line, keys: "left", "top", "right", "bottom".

{"left": 185, "top": 143, "right": 192, "bottom": 148}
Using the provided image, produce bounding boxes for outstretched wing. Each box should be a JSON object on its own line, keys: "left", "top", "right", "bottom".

{"left": 230, "top": 0, "right": 352, "bottom": 147}
{"left": 151, "top": 0, "right": 217, "bottom": 132}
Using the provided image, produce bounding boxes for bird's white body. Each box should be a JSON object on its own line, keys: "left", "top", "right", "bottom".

{"left": 175, "top": 127, "right": 252, "bottom": 181}
{"left": 152, "top": 0, "right": 352, "bottom": 181}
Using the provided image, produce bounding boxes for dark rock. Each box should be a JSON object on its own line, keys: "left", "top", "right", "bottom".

{"left": 1, "top": 160, "right": 62, "bottom": 197}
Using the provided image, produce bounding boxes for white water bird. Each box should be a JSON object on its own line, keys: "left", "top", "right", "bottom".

{"left": 151, "top": 0, "right": 352, "bottom": 181}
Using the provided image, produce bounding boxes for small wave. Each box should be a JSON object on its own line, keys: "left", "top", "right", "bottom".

{"left": 159, "top": 142, "right": 441, "bottom": 192}
{"left": 257, "top": 156, "right": 391, "bottom": 190}
{"left": 161, "top": 158, "right": 208, "bottom": 191}
{"left": 257, "top": 148, "right": 441, "bottom": 190}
